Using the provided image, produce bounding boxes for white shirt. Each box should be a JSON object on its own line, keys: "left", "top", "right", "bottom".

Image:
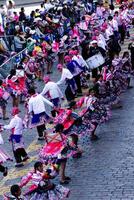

{"left": 96, "top": 7, "right": 103, "bottom": 17}
{"left": 79, "top": 21, "right": 88, "bottom": 31}
{"left": 4, "top": 115, "right": 23, "bottom": 135}
{"left": 28, "top": 94, "right": 53, "bottom": 114}
{"left": 57, "top": 68, "right": 73, "bottom": 85}
{"left": 111, "top": 19, "right": 118, "bottom": 31}
{"left": 41, "top": 81, "right": 63, "bottom": 99}
{"left": 72, "top": 55, "right": 89, "bottom": 69}
{"left": 105, "top": 26, "right": 113, "bottom": 41}
{"left": 98, "top": 34, "right": 107, "bottom": 48}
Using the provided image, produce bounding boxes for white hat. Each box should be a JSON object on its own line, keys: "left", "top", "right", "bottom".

{"left": 57, "top": 6, "right": 63, "bottom": 10}
{"left": 34, "top": 17, "right": 42, "bottom": 23}
{"left": 30, "top": 30, "right": 36, "bottom": 35}
{"left": 25, "top": 27, "right": 31, "bottom": 32}
{"left": 61, "top": 35, "right": 68, "bottom": 41}
{"left": 131, "top": 42, "right": 134, "bottom": 47}
{"left": 15, "top": 25, "right": 20, "bottom": 31}
{"left": 52, "top": 19, "right": 59, "bottom": 23}
{"left": 63, "top": 0, "right": 67, "bottom": 4}
{"left": 90, "top": 40, "right": 98, "bottom": 44}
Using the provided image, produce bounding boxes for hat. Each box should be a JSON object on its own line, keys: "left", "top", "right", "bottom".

{"left": 102, "top": 22, "right": 108, "bottom": 29}
{"left": 53, "top": 19, "right": 59, "bottom": 24}
{"left": 61, "top": 35, "right": 68, "bottom": 41}
{"left": 43, "top": 75, "right": 50, "bottom": 83}
{"left": 25, "top": 27, "right": 31, "bottom": 32}
{"left": 15, "top": 25, "right": 20, "bottom": 31}
{"left": 57, "top": 64, "right": 63, "bottom": 69}
{"left": 131, "top": 42, "right": 134, "bottom": 47}
{"left": 30, "top": 30, "right": 36, "bottom": 35}
{"left": 101, "top": 27, "right": 106, "bottom": 32}
{"left": 90, "top": 40, "right": 98, "bottom": 45}
{"left": 95, "top": 30, "right": 99, "bottom": 35}
{"left": 64, "top": 55, "right": 71, "bottom": 62}
{"left": 11, "top": 107, "right": 20, "bottom": 116}
{"left": 69, "top": 50, "right": 75, "bottom": 55}
{"left": 34, "top": 17, "right": 42, "bottom": 23}
{"left": 92, "top": 36, "right": 97, "bottom": 40}
{"left": 73, "top": 50, "right": 78, "bottom": 55}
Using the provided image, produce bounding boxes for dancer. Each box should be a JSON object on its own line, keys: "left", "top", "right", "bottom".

{"left": 28, "top": 88, "right": 54, "bottom": 140}
{"left": 57, "top": 64, "right": 77, "bottom": 102}
{"left": 19, "top": 161, "right": 70, "bottom": 199}
{"left": 41, "top": 76, "right": 64, "bottom": 108}
{"left": 3, "top": 107, "right": 29, "bottom": 167}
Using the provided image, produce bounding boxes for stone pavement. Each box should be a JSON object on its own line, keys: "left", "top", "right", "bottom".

{"left": 0, "top": 28, "right": 134, "bottom": 200}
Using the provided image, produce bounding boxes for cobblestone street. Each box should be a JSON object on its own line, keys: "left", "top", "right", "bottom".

{"left": 67, "top": 84, "right": 134, "bottom": 200}
{"left": 0, "top": 1, "right": 134, "bottom": 199}
{"left": 0, "top": 32, "right": 134, "bottom": 199}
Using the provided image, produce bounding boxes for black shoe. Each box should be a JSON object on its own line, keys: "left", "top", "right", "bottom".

{"left": 3, "top": 167, "right": 8, "bottom": 177}
{"left": 90, "top": 135, "right": 99, "bottom": 141}
{"left": 38, "top": 137, "right": 45, "bottom": 141}
{"left": 23, "top": 156, "right": 30, "bottom": 162}
{"left": 127, "top": 86, "right": 133, "bottom": 89}
{"left": 116, "top": 104, "right": 123, "bottom": 109}
{"left": 65, "top": 177, "right": 71, "bottom": 181}
{"left": 60, "top": 180, "right": 69, "bottom": 185}
{"left": 3, "top": 117, "right": 9, "bottom": 120}
{"left": 73, "top": 152, "right": 82, "bottom": 158}
{"left": 20, "top": 100, "right": 25, "bottom": 104}
{"left": 15, "top": 163, "right": 24, "bottom": 167}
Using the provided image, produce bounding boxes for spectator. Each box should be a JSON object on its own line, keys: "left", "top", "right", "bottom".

{"left": 14, "top": 32, "right": 26, "bottom": 53}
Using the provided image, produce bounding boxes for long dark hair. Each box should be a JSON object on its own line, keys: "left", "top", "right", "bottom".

{"left": 34, "top": 161, "right": 43, "bottom": 172}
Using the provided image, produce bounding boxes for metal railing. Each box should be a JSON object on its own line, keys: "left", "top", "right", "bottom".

{"left": 0, "top": 47, "right": 28, "bottom": 79}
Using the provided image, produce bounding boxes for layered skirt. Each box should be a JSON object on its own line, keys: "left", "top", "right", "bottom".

{"left": 25, "top": 184, "right": 70, "bottom": 200}
{"left": 0, "top": 148, "right": 12, "bottom": 164}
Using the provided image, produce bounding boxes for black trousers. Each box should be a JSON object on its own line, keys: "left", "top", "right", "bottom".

{"left": 14, "top": 148, "right": 27, "bottom": 163}
{"left": 37, "top": 124, "right": 46, "bottom": 137}
{"left": 131, "top": 59, "right": 134, "bottom": 70}
{"left": 92, "top": 68, "right": 98, "bottom": 79}
{"left": 118, "top": 25, "right": 125, "bottom": 42}
{"left": 65, "top": 85, "right": 75, "bottom": 102}
{"left": 0, "top": 164, "right": 5, "bottom": 172}
{"left": 74, "top": 74, "right": 82, "bottom": 94}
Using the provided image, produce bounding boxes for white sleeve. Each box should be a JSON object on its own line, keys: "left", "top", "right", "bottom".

{"left": 28, "top": 99, "right": 33, "bottom": 113}
{"left": 57, "top": 69, "right": 73, "bottom": 85}
{"left": 79, "top": 55, "right": 89, "bottom": 68}
{"left": 40, "top": 85, "right": 48, "bottom": 96}
{"left": 57, "top": 70, "right": 66, "bottom": 85}
{"left": 65, "top": 69, "right": 73, "bottom": 79}
{"left": 4, "top": 118, "right": 16, "bottom": 130}
{"left": 57, "top": 85, "right": 64, "bottom": 98}
{"left": 41, "top": 96, "right": 54, "bottom": 107}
